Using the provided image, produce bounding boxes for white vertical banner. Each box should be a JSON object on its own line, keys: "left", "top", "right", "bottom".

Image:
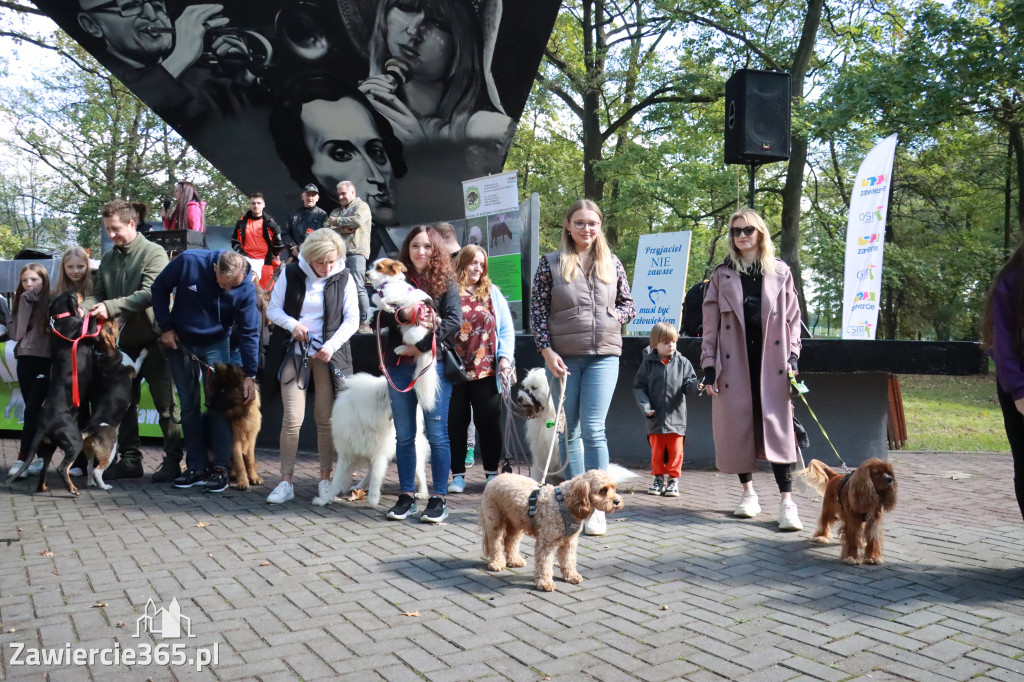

{"left": 626, "top": 231, "right": 691, "bottom": 335}
{"left": 841, "top": 134, "right": 898, "bottom": 339}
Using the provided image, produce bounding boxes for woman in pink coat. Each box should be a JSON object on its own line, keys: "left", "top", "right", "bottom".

{"left": 700, "top": 208, "right": 803, "bottom": 531}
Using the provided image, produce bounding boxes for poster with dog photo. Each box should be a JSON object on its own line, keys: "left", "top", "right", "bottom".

{"left": 462, "top": 173, "right": 523, "bottom": 331}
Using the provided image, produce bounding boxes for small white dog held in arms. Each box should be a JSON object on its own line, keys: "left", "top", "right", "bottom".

{"left": 366, "top": 258, "right": 439, "bottom": 412}
{"left": 312, "top": 373, "right": 428, "bottom": 508}
{"left": 479, "top": 470, "right": 624, "bottom": 592}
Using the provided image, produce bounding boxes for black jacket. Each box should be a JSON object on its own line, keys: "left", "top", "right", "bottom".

{"left": 265, "top": 262, "right": 354, "bottom": 396}
{"left": 232, "top": 212, "right": 285, "bottom": 265}
{"left": 377, "top": 278, "right": 462, "bottom": 365}
{"left": 283, "top": 206, "right": 328, "bottom": 250}
{"left": 633, "top": 346, "right": 700, "bottom": 434}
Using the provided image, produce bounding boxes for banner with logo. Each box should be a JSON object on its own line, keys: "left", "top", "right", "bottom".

{"left": 463, "top": 172, "right": 525, "bottom": 330}
{"left": 841, "top": 134, "right": 898, "bottom": 340}
{"left": 626, "top": 231, "right": 692, "bottom": 335}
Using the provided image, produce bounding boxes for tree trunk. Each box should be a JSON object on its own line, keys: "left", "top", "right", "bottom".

{"left": 1010, "top": 122, "right": 1024, "bottom": 235}
{"left": 581, "top": 0, "right": 605, "bottom": 204}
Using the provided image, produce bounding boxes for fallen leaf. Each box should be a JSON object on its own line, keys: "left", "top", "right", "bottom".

{"left": 259, "top": 561, "right": 270, "bottom": 566}
{"left": 8, "top": 628, "right": 15, "bottom": 633}
{"left": 41, "top": 550, "right": 53, "bottom": 557}
{"left": 92, "top": 603, "right": 108, "bottom": 608}
{"left": 207, "top": 553, "right": 213, "bottom": 558}
{"left": 660, "top": 605, "right": 668, "bottom": 611}
{"left": 116, "top": 622, "right": 126, "bottom": 628}
{"left": 196, "top": 522, "right": 211, "bottom": 528}
{"left": 401, "top": 611, "right": 420, "bottom": 617}
{"left": 348, "top": 489, "right": 367, "bottom": 501}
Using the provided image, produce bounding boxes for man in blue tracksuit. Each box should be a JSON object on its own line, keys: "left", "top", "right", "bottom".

{"left": 151, "top": 250, "right": 260, "bottom": 492}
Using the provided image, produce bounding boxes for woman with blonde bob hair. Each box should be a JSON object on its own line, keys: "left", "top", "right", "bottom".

{"left": 529, "top": 199, "right": 635, "bottom": 535}
{"left": 446, "top": 244, "right": 515, "bottom": 493}
{"left": 700, "top": 207, "right": 803, "bottom": 531}
{"left": 265, "top": 228, "right": 360, "bottom": 504}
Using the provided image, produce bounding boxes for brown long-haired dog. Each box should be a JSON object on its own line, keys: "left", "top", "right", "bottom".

{"left": 801, "top": 458, "right": 897, "bottom": 565}
{"left": 479, "top": 470, "right": 623, "bottom": 592}
{"left": 207, "top": 363, "right": 263, "bottom": 491}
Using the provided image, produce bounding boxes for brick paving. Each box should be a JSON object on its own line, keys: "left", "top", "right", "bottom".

{"left": 1, "top": 441, "right": 1023, "bottom": 681}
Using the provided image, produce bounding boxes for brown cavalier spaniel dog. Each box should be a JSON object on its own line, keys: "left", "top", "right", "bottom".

{"left": 801, "top": 458, "right": 897, "bottom": 565}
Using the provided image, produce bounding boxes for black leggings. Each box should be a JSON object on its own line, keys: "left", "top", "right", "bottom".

{"left": 997, "top": 384, "right": 1024, "bottom": 521}
{"left": 449, "top": 377, "right": 502, "bottom": 476}
{"left": 738, "top": 463, "right": 793, "bottom": 493}
{"left": 16, "top": 355, "right": 51, "bottom": 456}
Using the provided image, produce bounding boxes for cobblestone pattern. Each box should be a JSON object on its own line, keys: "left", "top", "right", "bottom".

{"left": 1, "top": 443, "right": 1023, "bottom": 680}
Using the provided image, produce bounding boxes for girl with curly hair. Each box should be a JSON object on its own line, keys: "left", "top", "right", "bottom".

{"left": 380, "top": 226, "right": 462, "bottom": 523}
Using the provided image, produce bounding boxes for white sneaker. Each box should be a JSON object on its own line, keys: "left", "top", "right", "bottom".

{"left": 584, "top": 509, "right": 607, "bottom": 536}
{"left": 267, "top": 481, "right": 294, "bottom": 504}
{"left": 734, "top": 491, "right": 761, "bottom": 518}
{"left": 26, "top": 458, "right": 44, "bottom": 474}
{"left": 69, "top": 467, "right": 84, "bottom": 477}
{"left": 778, "top": 500, "right": 803, "bottom": 531}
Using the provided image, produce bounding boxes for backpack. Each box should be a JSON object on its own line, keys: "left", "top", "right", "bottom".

{"left": 681, "top": 279, "right": 709, "bottom": 337}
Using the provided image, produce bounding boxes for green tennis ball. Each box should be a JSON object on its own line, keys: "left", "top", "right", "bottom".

{"left": 545, "top": 420, "right": 555, "bottom": 428}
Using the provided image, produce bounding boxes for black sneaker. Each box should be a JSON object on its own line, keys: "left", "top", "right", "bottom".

{"left": 420, "top": 496, "right": 448, "bottom": 524}
{"left": 386, "top": 493, "right": 418, "bottom": 520}
{"left": 151, "top": 457, "right": 183, "bottom": 483}
{"left": 204, "top": 467, "right": 229, "bottom": 493}
{"left": 173, "top": 469, "right": 208, "bottom": 488}
{"left": 103, "top": 457, "right": 144, "bottom": 480}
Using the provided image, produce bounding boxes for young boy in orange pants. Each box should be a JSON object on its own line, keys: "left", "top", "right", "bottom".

{"left": 633, "top": 322, "right": 700, "bottom": 496}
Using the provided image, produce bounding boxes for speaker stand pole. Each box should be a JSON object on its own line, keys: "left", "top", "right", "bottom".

{"left": 747, "top": 162, "right": 759, "bottom": 209}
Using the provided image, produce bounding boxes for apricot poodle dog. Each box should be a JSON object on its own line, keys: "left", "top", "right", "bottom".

{"left": 479, "top": 470, "right": 623, "bottom": 591}
{"left": 801, "top": 458, "right": 897, "bottom": 565}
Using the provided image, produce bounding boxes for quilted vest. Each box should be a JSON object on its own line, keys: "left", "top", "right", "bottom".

{"left": 545, "top": 252, "right": 622, "bottom": 357}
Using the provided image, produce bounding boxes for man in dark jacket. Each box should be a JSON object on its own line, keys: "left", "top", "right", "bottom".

{"left": 151, "top": 250, "right": 260, "bottom": 493}
{"left": 283, "top": 184, "right": 327, "bottom": 261}
{"left": 85, "top": 199, "right": 183, "bottom": 481}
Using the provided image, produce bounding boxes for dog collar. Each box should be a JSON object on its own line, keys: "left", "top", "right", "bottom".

{"left": 527, "top": 485, "right": 582, "bottom": 538}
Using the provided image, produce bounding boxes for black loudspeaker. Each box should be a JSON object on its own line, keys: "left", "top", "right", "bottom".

{"left": 724, "top": 69, "right": 791, "bottom": 164}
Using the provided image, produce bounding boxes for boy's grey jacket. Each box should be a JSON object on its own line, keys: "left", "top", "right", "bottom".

{"left": 632, "top": 346, "right": 700, "bottom": 435}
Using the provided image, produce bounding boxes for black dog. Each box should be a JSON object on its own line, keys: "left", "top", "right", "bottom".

{"left": 6, "top": 291, "right": 99, "bottom": 494}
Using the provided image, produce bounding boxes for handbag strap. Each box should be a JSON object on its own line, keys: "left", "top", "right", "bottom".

{"left": 278, "top": 337, "right": 325, "bottom": 390}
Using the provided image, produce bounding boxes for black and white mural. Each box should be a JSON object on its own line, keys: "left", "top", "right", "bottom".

{"left": 37, "top": 0, "right": 560, "bottom": 236}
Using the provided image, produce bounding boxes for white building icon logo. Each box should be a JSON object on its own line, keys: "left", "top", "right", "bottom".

{"left": 134, "top": 598, "right": 195, "bottom": 639}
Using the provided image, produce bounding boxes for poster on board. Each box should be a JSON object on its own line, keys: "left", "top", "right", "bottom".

{"left": 626, "top": 231, "right": 692, "bottom": 335}
{"left": 463, "top": 171, "right": 523, "bottom": 330}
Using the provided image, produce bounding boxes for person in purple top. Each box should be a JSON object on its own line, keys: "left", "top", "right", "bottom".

{"left": 983, "top": 241, "right": 1024, "bottom": 521}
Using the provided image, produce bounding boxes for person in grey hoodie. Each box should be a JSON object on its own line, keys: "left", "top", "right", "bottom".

{"left": 633, "top": 322, "right": 700, "bottom": 497}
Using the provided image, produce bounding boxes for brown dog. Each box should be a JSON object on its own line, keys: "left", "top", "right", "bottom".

{"left": 801, "top": 458, "right": 897, "bottom": 565}
{"left": 206, "top": 363, "right": 262, "bottom": 491}
{"left": 479, "top": 470, "right": 623, "bottom": 591}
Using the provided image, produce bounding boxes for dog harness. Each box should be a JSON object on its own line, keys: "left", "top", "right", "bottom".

{"left": 837, "top": 472, "right": 869, "bottom": 522}
{"left": 527, "top": 485, "right": 582, "bottom": 537}
{"left": 49, "top": 312, "right": 101, "bottom": 408}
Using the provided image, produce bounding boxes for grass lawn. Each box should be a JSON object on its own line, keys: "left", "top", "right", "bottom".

{"left": 899, "top": 371, "right": 1009, "bottom": 452}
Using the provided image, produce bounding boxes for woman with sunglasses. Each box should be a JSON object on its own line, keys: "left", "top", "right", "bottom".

{"left": 529, "top": 199, "right": 635, "bottom": 536}
{"left": 700, "top": 208, "right": 804, "bottom": 531}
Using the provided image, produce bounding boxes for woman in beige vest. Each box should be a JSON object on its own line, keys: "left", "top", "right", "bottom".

{"left": 529, "top": 199, "right": 635, "bottom": 535}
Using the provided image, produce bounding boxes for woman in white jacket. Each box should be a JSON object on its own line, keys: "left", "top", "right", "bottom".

{"left": 447, "top": 245, "right": 515, "bottom": 492}
{"left": 264, "top": 229, "right": 359, "bottom": 504}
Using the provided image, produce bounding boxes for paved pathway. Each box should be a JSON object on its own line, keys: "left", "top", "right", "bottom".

{"left": 1, "top": 442, "right": 1023, "bottom": 681}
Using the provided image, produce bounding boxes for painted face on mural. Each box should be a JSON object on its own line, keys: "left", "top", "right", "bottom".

{"left": 302, "top": 97, "right": 397, "bottom": 226}
{"left": 78, "top": 0, "right": 173, "bottom": 67}
{"left": 385, "top": 2, "right": 455, "bottom": 84}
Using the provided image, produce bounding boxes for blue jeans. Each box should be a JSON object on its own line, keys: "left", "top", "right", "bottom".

{"left": 166, "top": 339, "right": 234, "bottom": 473}
{"left": 388, "top": 357, "right": 453, "bottom": 496}
{"left": 550, "top": 355, "right": 619, "bottom": 478}
{"left": 346, "top": 254, "right": 370, "bottom": 324}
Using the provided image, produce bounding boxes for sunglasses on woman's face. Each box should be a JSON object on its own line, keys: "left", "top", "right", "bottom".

{"left": 730, "top": 225, "right": 757, "bottom": 238}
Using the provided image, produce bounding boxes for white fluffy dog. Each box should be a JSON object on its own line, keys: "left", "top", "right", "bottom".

{"left": 313, "top": 373, "right": 429, "bottom": 508}
{"left": 514, "top": 368, "right": 563, "bottom": 483}
{"left": 366, "top": 258, "right": 439, "bottom": 412}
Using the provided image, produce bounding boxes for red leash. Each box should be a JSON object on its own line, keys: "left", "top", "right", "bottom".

{"left": 49, "top": 312, "right": 101, "bottom": 407}
{"left": 375, "top": 304, "right": 437, "bottom": 394}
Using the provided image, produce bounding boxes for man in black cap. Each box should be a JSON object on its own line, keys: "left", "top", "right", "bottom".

{"left": 283, "top": 184, "right": 328, "bottom": 261}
